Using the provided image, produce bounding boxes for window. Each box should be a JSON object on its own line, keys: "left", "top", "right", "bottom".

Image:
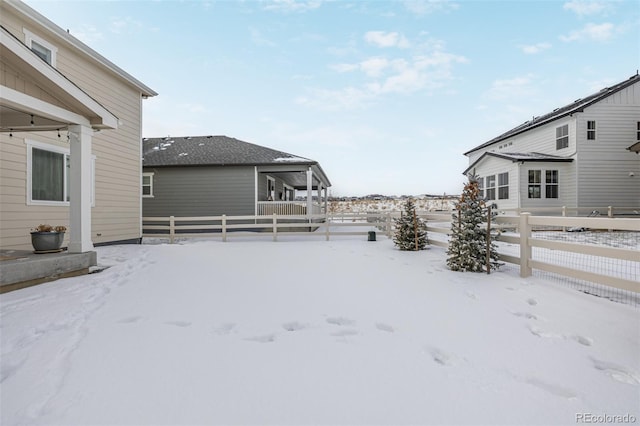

{"left": 545, "top": 170, "right": 558, "bottom": 198}
{"left": 498, "top": 172, "right": 509, "bottom": 199}
{"left": 637, "top": 122, "right": 640, "bottom": 141}
{"left": 142, "top": 173, "right": 154, "bottom": 197}
{"left": 23, "top": 29, "right": 57, "bottom": 67}
{"left": 556, "top": 124, "right": 569, "bottom": 149}
{"left": 528, "top": 170, "right": 541, "bottom": 198}
{"left": 27, "top": 140, "right": 94, "bottom": 206}
{"left": 587, "top": 121, "right": 596, "bottom": 140}
{"left": 486, "top": 175, "right": 496, "bottom": 200}
{"left": 477, "top": 177, "right": 485, "bottom": 199}
{"left": 32, "top": 147, "right": 67, "bottom": 202}
{"left": 266, "top": 176, "right": 275, "bottom": 200}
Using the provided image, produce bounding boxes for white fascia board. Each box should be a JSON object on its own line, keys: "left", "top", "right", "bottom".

{"left": 1, "top": 85, "right": 90, "bottom": 127}
{"left": 1, "top": 27, "right": 118, "bottom": 129}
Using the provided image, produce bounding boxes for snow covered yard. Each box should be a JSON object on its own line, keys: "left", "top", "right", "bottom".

{"left": 1, "top": 235, "right": 639, "bottom": 425}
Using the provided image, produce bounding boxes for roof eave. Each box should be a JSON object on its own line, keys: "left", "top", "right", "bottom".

{"left": 4, "top": 0, "right": 157, "bottom": 98}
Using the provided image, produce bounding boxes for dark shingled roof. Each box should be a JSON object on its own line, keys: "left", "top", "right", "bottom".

{"left": 142, "top": 135, "right": 316, "bottom": 167}
{"left": 462, "top": 151, "right": 573, "bottom": 175}
{"left": 464, "top": 73, "right": 640, "bottom": 156}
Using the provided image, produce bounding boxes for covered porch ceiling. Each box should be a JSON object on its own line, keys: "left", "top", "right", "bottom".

{"left": 258, "top": 164, "right": 331, "bottom": 190}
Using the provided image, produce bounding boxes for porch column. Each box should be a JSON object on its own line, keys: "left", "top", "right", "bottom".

{"left": 317, "top": 181, "right": 323, "bottom": 214}
{"left": 68, "top": 124, "right": 94, "bottom": 253}
{"left": 306, "top": 167, "right": 313, "bottom": 219}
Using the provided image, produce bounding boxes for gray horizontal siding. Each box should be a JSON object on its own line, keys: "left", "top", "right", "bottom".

{"left": 143, "top": 166, "right": 255, "bottom": 217}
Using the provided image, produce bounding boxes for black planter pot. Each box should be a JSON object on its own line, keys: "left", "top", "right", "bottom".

{"left": 31, "top": 231, "right": 65, "bottom": 252}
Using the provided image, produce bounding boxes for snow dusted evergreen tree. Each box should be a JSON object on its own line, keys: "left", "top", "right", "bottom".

{"left": 393, "top": 199, "right": 428, "bottom": 251}
{"left": 447, "top": 176, "right": 501, "bottom": 272}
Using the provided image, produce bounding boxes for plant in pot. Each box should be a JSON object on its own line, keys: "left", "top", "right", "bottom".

{"left": 30, "top": 224, "right": 67, "bottom": 253}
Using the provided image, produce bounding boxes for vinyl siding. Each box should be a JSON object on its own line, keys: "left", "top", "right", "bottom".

{"left": 519, "top": 162, "right": 575, "bottom": 210}
{"left": 472, "top": 156, "right": 519, "bottom": 211}
{"left": 0, "top": 9, "right": 147, "bottom": 249}
{"left": 575, "top": 84, "right": 640, "bottom": 208}
{"left": 142, "top": 166, "right": 256, "bottom": 217}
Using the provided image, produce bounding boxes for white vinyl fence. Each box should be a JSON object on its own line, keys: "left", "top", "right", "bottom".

{"left": 143, "top": 212, "right": 640, "bottom": 301}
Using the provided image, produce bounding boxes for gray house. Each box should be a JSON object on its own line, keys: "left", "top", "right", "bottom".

{"left": 142, "top": 135, "right": 332, "bottom": 219}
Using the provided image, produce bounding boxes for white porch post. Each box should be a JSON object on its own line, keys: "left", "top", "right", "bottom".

{"left": 306, "top": 167, "right": 313, "bottom": 219}
{"left": 68, "top": 124, "right": 94, "bottom": 253}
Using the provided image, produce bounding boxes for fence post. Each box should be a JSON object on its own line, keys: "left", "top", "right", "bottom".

{"left": 486, "top": 205, "right": 491, "bottom": 275}
{"left": 222, "top": 215, "right": 227, "bottom": 242}
{"left": 519, "top": 212, "right": 532, "bottom": 278}
{"left": 169, "top": 216, "right": 175, "bottom": 244}
{"left": 325, "top": 213, "right": 330, "bottom": 241}
{"left": 273, "top": 213, "right": 278, "bottom": 242}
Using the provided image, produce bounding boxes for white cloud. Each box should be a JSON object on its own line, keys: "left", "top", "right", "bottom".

{"left": 364, "top": 31, "right": 410, "bottom": 49}
{"left": 484, "top": 75, "right": 537, "bottom": 101}
{"left": 303, "top": 34, "right": 467, "bottom": 110}
{"left": 329, "top": 63, "right": 360, "bottom": 73}
{"left": 563, "top": 0, "right": 609, "bottom": 16}
{"left": 262, "top": 0, "right": 322, "bottom": 13}
{"left": 359, "top": 57, "right": 390, "bottom": 77}
{"left": 295, "top": 87, "right": 375, "bottom": 111}
{"left": 110, "top": 16, "right": 144, "bottom": 35}
{"left": 249, "top": 27, "right": 276, "bottom": 47}
{"left": 402, "top": 0, "right": 460, "bottom": 15}
{"left": 69, "top": 24, "right": 104, "bottom": 44}
{"left": 560, "top": 22, "right": 615, "bottom": 42}
{"left": 519, "top": 42, "right": 552, "bottom": 54}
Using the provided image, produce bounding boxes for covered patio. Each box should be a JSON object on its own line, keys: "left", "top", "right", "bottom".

{"left": 0, "top": 26, "right": 117, "bottom": 288}
{"left": 257, "top": 163, "right": 332, "bottom": 217}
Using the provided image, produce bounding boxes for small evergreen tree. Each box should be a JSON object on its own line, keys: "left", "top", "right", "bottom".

{"left": 393, "top": 199, "right": 428, "bottom": 251}
{"left": 447, "top": 176, "right": 501, "bottom": 272}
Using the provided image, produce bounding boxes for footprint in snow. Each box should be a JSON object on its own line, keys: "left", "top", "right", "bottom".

{"left": 214, "top": 322, "right": 237, "bottom": 335}
{"left": 591, "top": 357, "right": 640, "bottom": 385}
{"left": 525, "top": 377, "right": 578, "bottom": 399}
{"left": 245, "top": 334, "right": 276, "bottom": 343}
{"left": 465, "top": 291, "right": 478, "bottom": 300}
{"left": 426, "top": 347, "right": 457, "bottom": 367}
{"left": 375, "top": 323, "right": 394, "bottom": 333}
{"left": 117, "top": 316, "right": 142, "bottom": 324}
{"left": 526, "top": 298, "right": 538, "bottom": 306}
{"left": 165, "top": 320, "right": 192, "bottom": 328}
{"left": 282, "top": 321, "right": 307, "bottom": 332}
{"left": 326, "top": 317, "right": 356, "bottom": 326}
{"left": 512, "top": 311, "right": 539, "bottom": 320}
{"left": 571, "top": 335, "right": 593, "bottom": 346}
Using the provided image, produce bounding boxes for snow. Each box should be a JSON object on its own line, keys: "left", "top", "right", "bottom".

{"left": 1, "top": 232, "right": 639, "bottom": 425}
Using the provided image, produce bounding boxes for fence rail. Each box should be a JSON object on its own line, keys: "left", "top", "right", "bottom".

{"left": 143, "top": 211, "right": 640, "bottom": 296}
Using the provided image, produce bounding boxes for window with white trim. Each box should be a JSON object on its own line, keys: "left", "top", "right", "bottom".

{"left": 26, "top": 140, "right": 94, "bottom": 206}
{"left": 528, "top": 170, "right": 541, "bottom": 198}
{"left": 587, "top": 121, "right": 596, "bottom": 140}
{"left": 556, "top": 124, "right": 569, "bottom": 149}
{"left": 266, "top": 176, "right": 275, "bottom": 200}
{"left": 23, "top": 29, "right": 57, "bottom": 67}
{"left": 142, "top": 173, "right": 154, "bottom": 197}
{"left": 485, "top": 175, "right": 496, "bottom": 200}
{"left": 498, "top": 172, "right": 509, "bottom": 199}
{"left": 545, "top": 170, "right": 559, "bottom": 198}
{"left": 477, "top": 177, "right": 485, "bottom": 199}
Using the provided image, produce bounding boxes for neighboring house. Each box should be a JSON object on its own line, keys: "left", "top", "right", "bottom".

{"left": 463, "top": 73, "right": 640, "bottom": 213}
{"left": 0, "top": 0, "right": 157, "bottom": 252}
{"left": 142, "top": 135, "right": 331, "bottom": 219}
